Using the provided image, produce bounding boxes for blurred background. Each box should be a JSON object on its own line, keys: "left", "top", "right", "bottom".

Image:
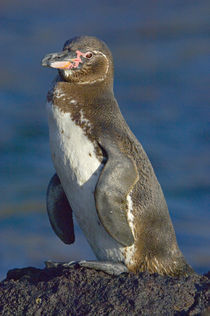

{"left": 0, "top": 0, "right": 209, "bottom": 280}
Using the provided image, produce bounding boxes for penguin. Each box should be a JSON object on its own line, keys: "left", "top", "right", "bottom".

{"left": 42, "top": 36, "right": 193, "bottom": 276}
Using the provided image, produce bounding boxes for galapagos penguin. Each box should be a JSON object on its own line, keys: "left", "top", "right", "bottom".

{"left": 42, "top": 36, "right": 192, "bottom": 276}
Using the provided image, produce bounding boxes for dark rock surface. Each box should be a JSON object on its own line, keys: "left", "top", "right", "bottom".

{"left": 0, "top": 265, "right": 209, "bottom": 315}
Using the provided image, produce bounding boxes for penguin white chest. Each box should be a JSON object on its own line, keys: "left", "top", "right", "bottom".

{"left": 46, "top": 101, "right": 102, "bottom": 201}
{"left": 47, "top": 102, "right": 100, "bottom": 184}
{"left": 46, "top": 101, "right": 125, "bottom": 263}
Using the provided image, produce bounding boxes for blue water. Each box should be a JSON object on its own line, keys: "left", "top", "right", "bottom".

{"left": 0, "top": 0, "right": 209, "bottom": 280}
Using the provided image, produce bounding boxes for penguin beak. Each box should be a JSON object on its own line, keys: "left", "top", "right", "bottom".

{"left": 42, "top": 50, "right": 83, "bottom": 70}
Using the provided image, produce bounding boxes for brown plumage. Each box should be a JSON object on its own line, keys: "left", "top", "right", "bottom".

{"left": 42, "top": 36, "right": 193, "bottom": 276}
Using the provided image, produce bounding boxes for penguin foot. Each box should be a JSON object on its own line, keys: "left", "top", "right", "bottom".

{"left": 45, "top": 260, "right": 128, "bottom": 276}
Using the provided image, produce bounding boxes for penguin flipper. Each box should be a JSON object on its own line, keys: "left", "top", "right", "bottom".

{"left": 47, "top": 173, "right": 75, "bottom": 244}
{"left": 95, "top": 139, "right": 138, "bottom": 247}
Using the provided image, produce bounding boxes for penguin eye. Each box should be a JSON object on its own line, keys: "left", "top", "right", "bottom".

{"left": 85, "top": 52, "right": 93, "bottom": 59}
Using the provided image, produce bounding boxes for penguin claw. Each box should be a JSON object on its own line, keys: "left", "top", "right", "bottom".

{"left": 44, "top": 260, "right": 76, "bottom": 268}
{"left": 78, "top": 260, "right": 129, "bottom": 275}
{"left": 44, "top": 260, "right": 129, "bottom": 275}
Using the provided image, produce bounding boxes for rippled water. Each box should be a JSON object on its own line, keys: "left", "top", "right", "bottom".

{"left": 0, "top": 0, "right": 209, "bottom": 279}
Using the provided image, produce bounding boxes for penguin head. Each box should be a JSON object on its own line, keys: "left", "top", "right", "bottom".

{"left": 42, "top": 36, "right": 113, "bottom": 86}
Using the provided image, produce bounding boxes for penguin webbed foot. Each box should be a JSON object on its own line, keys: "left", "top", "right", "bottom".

{"left": 45, "top": 260, "right": 128, "bottom": 276}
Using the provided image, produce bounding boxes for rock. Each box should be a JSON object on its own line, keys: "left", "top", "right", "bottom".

{"left": 0, "top": 265, "right": 209, "bottom": 315}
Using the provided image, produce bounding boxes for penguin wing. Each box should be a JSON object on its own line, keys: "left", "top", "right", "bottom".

{"left": 47, "top": 173, "right": 75, "bottom": 244}
{"left": 95, "top": 138, "right": 138, "bottom": 246}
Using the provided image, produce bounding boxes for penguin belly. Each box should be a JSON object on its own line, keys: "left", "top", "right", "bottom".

{"left": 46, "top": 101, "right": 125, "bottom": 263}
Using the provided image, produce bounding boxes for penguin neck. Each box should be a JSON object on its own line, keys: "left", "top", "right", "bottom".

{"left": 55, "top": 75, "right": 114, "bottom": 105}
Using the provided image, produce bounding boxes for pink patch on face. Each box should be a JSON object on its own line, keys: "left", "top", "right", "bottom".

{"left": 70, "top": 50, "right": 86, "bottom": 68}
{"left": 50, "top": 50, "right": 87, "bottom": 70}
